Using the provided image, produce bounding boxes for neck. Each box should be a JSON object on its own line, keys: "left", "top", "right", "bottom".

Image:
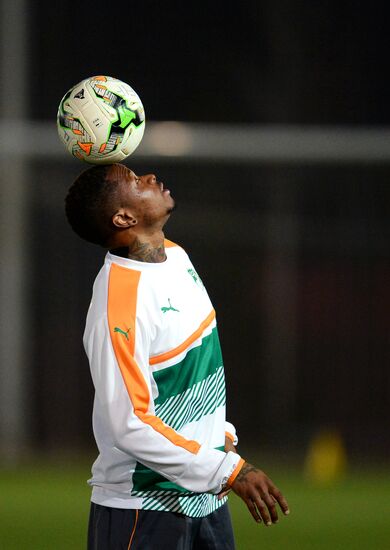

{"left": 111, "top": 233, "right": 166, "bottom": 263}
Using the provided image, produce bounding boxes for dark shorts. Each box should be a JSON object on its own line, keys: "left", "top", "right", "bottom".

{"left": 87, "top": 501, "right": 236, "bottom": 550}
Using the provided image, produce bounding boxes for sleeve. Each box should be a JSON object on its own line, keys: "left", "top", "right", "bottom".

{"left": 225, "top": 421, "right": 238, "bottom": 447}
{"left": 85, "top": 264, "right": 244, "bottom": 494}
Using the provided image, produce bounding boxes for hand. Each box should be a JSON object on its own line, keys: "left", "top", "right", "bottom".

{"left": 231, "top": 462, "right": 290, "bottom": 525}
{"left": 224, "top": 435, "right": 237, "bottom": 455}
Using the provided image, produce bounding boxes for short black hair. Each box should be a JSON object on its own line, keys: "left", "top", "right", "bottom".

{"left": 65, "top": 164, "right": 119, "bottom": 246}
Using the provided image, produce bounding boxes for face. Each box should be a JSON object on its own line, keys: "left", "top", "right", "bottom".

{"left": 108, "top": 164, "right": 175, "bottom": 228}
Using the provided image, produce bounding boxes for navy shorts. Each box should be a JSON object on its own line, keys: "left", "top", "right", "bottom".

{"left": 87, "top": 502, "right": 236, "bottom": 550}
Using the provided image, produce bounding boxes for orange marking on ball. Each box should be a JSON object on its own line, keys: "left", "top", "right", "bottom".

{"left": 78, "top": 142, "right": 93, "bottom": 155}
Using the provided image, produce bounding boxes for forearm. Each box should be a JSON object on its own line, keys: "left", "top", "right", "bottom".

{"left": 97, "top": 387, "right": 243, "bottom": 494}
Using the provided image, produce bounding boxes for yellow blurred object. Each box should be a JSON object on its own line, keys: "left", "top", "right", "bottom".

{"left": 304, "top": 429, "right": 347, "bottom": 484}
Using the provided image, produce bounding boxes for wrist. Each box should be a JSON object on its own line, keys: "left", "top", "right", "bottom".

{"left": 227, "top": 457, "right": 245, "bottom": 487}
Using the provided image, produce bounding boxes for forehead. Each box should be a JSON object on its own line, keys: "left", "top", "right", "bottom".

{"left": 107, "top": 163, "right": 136, "bottom": 183}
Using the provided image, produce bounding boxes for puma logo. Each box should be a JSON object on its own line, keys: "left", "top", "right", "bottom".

{"left": 161, "top": 299, "right": 180, "bottom": 313}
{"left": 114, "top": 326, "right": 131, "bottom": 340}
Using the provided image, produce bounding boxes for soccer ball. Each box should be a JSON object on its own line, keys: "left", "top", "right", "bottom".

{"left": 57, "top": 75, "right": 145, "bottom": 164}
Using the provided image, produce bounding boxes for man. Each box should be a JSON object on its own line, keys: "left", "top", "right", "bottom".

{"left": 65, "top": 163, "right": 289, "bottom": 549}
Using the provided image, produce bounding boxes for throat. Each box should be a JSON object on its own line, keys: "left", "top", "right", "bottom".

{"left": 111, "top": 239, "right": 166, "bottom": 263}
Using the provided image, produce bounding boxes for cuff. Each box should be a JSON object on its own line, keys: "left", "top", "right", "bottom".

{"left": 227, "top": 458, "right": 245, "bottom": 487}
{"left": 225, "top": 421, "right": 238, "bottom": 446}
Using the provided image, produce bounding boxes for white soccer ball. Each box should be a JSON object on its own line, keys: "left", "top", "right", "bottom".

{"left": 57, "top": 75, "right": 145, "bottom": 164}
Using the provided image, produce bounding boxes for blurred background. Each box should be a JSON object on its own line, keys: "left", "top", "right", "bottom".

{"left": 0, "top": 1, "right": 389, "bottom": 548}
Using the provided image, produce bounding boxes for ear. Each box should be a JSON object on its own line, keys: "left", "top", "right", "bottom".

{"left": 111, "top": 208, "right": 137, "bottom": 229}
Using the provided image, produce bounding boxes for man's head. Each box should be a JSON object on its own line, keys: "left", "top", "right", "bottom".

{"left": 65, "top": 163, "right": 175, "bottom": 247}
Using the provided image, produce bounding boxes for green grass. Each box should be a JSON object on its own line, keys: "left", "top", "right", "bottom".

{"left": 0, "top": 458, "right": 389, "bottom": 549}
{"left": 0, "top": 462, "right": 89, "bottom": 550}
{"left": 229, "top": 467, "right": 390, "bottom": 550}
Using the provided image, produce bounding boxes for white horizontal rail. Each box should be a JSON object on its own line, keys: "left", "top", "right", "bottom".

{"left": 1, "top": 120, "right": 390, "bottom": 163}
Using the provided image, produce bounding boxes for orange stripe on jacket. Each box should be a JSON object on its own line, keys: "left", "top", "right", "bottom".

{"left": 107, "top": 263, "right": 200, "bottom": 455}
{"left": 149, "top": 309, "right": 216, "bottom": 366}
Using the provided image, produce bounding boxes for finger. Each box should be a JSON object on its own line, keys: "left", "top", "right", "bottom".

{"left": 218, "top": 489, "right": 231, "bottom": 500}
{"left": 253, "top": 495, "right": 272, "bottom": 526}
{"left": 270, "top": 486, "right": 290, "bottom": 516}
{"left": 245, "top": 499, "right": 262, "bottom": 523}
{"left": 261, "top": 492, "right": 279, "bottom": 523}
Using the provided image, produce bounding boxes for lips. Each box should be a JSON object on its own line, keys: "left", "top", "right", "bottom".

{"left": 159, "top": 181, "right": 170, "bottom": 194}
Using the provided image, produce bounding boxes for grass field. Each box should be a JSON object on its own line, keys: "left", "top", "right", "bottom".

{"left": 1, "top": 457, "right": 389, "bottom": 549}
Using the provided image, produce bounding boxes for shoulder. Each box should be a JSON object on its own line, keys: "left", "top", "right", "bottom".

{"left": 164, "top": 238, "right": 184, "bottom": 250}
{"left": 164, "top": 238, "right": 189, "bottom": 257}
{"left": 164, "top": 239, "right": 195, "bottom": 268}
{"left": 164, "top": 239, "right": 192, "bottom": 263}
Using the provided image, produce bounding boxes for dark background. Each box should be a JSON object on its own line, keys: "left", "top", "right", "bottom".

{"left": 5, "top": 1, "right": 390, "bottom": 461}
{"left": 32, "top": 1, "right": 389, "bottom": 124}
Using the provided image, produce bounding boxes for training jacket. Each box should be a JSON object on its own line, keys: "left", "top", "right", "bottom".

{"left": 84, "top": 240, "right": 244, "bottom": 517}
